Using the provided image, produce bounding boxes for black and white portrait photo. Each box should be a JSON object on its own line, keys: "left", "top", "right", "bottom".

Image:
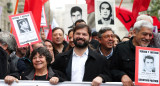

{"left": 143, "top": 55, "right": 155, "bottom": 73}
{"left": 136, "top": 48, "right": 160, "bottom": 84}
{"left": 95, "top": 0, "right": 115, "bottom": 31}
{"left": 68, "top": 6, "right": 82, "bottom": 28}
{"left": 64, "top": 4, "right": 87, "bottom": 34}
{"left": 17, "top": 18, "right": 31, "bottom": 33}
{"left": 98, "top": 1, "right": 114, "bottom": 25}
{"left": 9, "top": 12, "right": 41, "bottom": 47}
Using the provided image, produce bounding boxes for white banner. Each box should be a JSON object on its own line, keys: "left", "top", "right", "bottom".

{"left": 0, "top": 80, "right": 123, "bottom": 86}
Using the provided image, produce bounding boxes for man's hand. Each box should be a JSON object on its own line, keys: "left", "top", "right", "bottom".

{"left": 91, "top": 76, "right": 103, "bottom": 86}
{"left": 121, "top": 75, "right": 134, "bottom": 86}
{"left": 4, "top": 75, "right": 19, "bottom": 85}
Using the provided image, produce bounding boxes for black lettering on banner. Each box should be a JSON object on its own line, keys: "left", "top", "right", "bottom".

{"left": 119, "top": 13, "right": 131, "bottom": 23}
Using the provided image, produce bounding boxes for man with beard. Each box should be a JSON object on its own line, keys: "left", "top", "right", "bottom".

{"left": 111, "top": 20, "right": 154, "bottom": 86}
{"left": 52, "top": 24, "right": 111, "bottom": 85}
{"left": 98, "top": 1, "right": 114, "bottom": 25}
{"left": 9, "top": 46, "right": 28, "bottom": 73}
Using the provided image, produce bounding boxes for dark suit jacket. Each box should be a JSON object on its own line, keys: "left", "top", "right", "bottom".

{"left": 52, "top": 48, "right": 111, "bottom": 82}
{"left": 96, "top": 45, "right": 115, "bottom": 69}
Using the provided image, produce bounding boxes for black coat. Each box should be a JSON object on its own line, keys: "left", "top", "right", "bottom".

{"left": 52, "top": 48, "right": 111, "bottom": 82}
{"left": 111, "top": 37, "right": 136, "bottom": 81}
{"left": 0, "top": 47, "right": 9, "bottom": 79}
{"left": 21, "top": 67, "right": 66, "bottom": 82}
{"left": 96, "top": 45, "right": 114, "bottom": 69}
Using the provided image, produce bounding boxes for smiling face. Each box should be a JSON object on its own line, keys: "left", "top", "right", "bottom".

{"left": 68, "top": 31, "right": 75, "bottom": 47}
{"left": 32, "top": 53, "right": 47, "bottom": 70}
{"left": 133, "top": 27, "right": 153, "bottom": 47}
{"left": 73, "top": 27, "right": 91, "bottom": 48}
{"left": 99, "top": 30, "right": 114, "bottom": 49}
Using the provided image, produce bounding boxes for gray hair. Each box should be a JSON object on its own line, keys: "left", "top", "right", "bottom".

{"left": 133, "top": 20, "right": 154, "bottom": 32}
{"left": 98, "top": 27, "right": 114, "bottom": 38}
{"left": 136, "top": 14, "right": 153, "bottom": 24}
{"left": 0, "top": 31, "right": 17, "bottom": 53}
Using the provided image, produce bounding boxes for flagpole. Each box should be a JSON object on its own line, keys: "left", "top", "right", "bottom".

{"left": 116, "top": 0, "right": 123, "bottom": 17}
{"left": 10, "top": 0, "right": 19, "bottom": 33}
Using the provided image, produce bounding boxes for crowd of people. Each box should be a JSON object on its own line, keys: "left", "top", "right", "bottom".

{"left": 0, "top": 14, "right": 160, "bottom": 86}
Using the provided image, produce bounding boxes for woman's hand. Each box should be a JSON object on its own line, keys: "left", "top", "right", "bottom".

{"left": 4, "top": 76, "right": 19, "bottom": 85}
{"left": 49, "top": 77, "right": 59, "bottom": 85}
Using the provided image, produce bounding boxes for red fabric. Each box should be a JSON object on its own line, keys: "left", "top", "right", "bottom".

{"left": 86, "top": 0, "right": 95, "bottom": 14}
{"left": 116, "top": 7, "right": 136, "bottom": 31}
{"left": 132, "top": 0, "right": 151, "bottom": 19}
{"left": 47, "top": 25, "right": 53, "bottom": 41}
{"left": 152, "top": 16, "right": 160, "bottom": 31}
{"left": 24, "top": 0, "right": 42, "bottom": 32}
{"left": 42, "top": 0, "right": 48, "bottom": 5}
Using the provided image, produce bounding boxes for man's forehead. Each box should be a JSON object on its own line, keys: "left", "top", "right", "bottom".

{"left": 72, "top": 11, "right": 81, "bottom": 15}
{"left": 53, "top": 29, "right": 63, "bottom": 34}
{"left": 139, "top": 27, "right": 153, "bottom": 32}
{"left": 75, "top": 28, "right": 88, "bottom": 33}
{"left": 101, "top": 3, "right": 110, "bottom": 8}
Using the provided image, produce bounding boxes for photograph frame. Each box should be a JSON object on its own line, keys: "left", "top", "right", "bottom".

{"left": 135, "top": 46, "right": 160, "bottom": 86}
{"left": 9, "top": 11, "right": 41, "bottom": 48}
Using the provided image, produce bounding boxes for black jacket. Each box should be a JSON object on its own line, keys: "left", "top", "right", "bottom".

{"left": 21, "top": 67, "right": 66, "bottom": 82}
{"left": 0, "top": 47, "right": 9, "bottom": 79}
{"left": 52, "top": 48, "right": 111, "bottom": 82}
{"left": 96, "top": 45, "right": 114, "bottom": 69}
{"left": 111, "top": 37, "right": 136, "bottom": 81}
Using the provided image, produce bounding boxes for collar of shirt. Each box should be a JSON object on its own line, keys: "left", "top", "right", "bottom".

{"left": 73, "top": 48, "right": 89, "bottom": 57}
{"left": 99, "top": 47, "right": 113, "bottom": 59}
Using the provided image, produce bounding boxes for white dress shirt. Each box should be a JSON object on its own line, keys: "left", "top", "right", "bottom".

{"left": 71, "top": 48, "right": 88, "bottom": 82}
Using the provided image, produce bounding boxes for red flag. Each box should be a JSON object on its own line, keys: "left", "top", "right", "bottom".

{"left": 47, "top": 25, "right": 52, "bottom": 41}
{"left": 86, "top": 0, "right": 95, "bottom": 14}
{"left": 132, "top": 0, "right": 151, "bottom": 19}
{"left": 42, "top": 0, "right": 48, "bottom": 5}
{"left": 116, "top": 7, "right": 136, "bottom": 31}
{"left": 24, "top": 0, "right": 42, "bottom": 32}
{"left": 152, "top": 16, "right": 160, "bottom": 31}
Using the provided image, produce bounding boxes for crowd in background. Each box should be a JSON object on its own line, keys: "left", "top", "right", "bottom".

{"left": 0, "top": 14, "right": 160, "bottom": 86}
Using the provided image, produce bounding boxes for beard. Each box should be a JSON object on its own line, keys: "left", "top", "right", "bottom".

{"left": 73, "top": 38, "right": 89, "bottom": 48}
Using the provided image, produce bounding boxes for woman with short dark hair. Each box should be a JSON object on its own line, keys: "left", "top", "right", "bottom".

{"left": 5, "top": 47, "right": 66, "bottom": 85}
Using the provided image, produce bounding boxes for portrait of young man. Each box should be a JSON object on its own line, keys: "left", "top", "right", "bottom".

{"left": 17, "top": 18, "right": 31, "bottom": 33}
{"left": 98, "top": 1, "right": 114, "bottom": 25}
{"left": 143, "top": 55, "right": 155, "bottom": 73}
{"left": 68, "top": 6, "right": 82, "bottom": 28}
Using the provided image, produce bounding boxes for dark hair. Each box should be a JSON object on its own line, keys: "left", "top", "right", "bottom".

{"left": 144, "top": 55, "right": 154, "bottom": 63}
{"left": 92, "top": 31, "right": 98, "bottom": 37}
{"left": 114, "top": 34, "right": 121, "bottom": 43}
{"left": 68, "top": 29, "right": 74, "bottom": 36}
{"left": 99, "top": 1, "right": 112, "bottom": 18}
{"left": 52, "top": 27, "right": 64, "bottom": 35}
{"left": 98, "top": 27, "right": 114, "bottom": 38}
{"left": 75, "top": 19, "right": 86, "bottom": 26}
{"left": 44, "top": 39, "right": 58, "bottom": 56}
{"left": 30, "top": 47, "right": 52, "bottom": 66}
{"left": 73, "top": 24, "right": 91, "bottom": 37}
{"left": 70, "top": 6, "right": 82, "bottom": 16}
